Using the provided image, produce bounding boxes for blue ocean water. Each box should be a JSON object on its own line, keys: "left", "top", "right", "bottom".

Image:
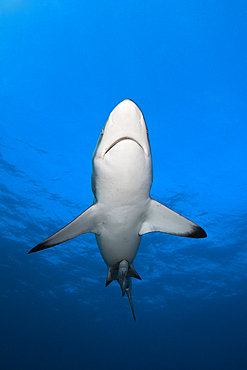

{"left": 0, "top": 1, "right": 246, "bottom": 369}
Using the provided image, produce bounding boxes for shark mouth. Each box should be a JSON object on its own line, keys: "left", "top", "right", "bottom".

{"left": 104, "top": 137, "right": 144, "bottom": 156}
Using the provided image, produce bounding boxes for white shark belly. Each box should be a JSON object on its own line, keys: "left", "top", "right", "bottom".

{"left": 93, "top": 139, "right": 152, "bottom": 206}
{"left": 93, "top": 140, "right": 152, "bottom": 267}
{"left": 95, "top": 201, "right": 148, "bottom": 267}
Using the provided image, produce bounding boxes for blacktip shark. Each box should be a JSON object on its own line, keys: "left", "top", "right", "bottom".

{"left": 29, "top": 99, "right": 206, "bottom": 321}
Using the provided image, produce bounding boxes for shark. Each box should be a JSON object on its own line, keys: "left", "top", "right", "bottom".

{"left": 29, "top": 99, "right": 207, "bottom": 321}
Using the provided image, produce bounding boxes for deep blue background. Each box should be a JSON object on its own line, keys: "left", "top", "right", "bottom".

{"left": 1, "top": 1, "right": 246, "bottom": 369}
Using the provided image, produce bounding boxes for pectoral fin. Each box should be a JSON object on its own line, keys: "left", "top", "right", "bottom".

{"left": 139, "top": 199, "right": 207, "bottom": 238}
{"left": 29, "top": 203, "right": 103, "bottom": 254}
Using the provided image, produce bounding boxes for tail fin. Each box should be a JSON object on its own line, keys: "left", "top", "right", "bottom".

{"left": 105, "top": 260, "right": 140, "bottom": 321}
{"left": 125, "top": 278, "right": 136, "bottom": 322}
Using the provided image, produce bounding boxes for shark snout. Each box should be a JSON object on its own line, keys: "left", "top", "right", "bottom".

{"left": 110, "top": 99, "right": 142, "bottom": 124}
{"left": 93, "top": 99, "right": 151, "bottom": 160}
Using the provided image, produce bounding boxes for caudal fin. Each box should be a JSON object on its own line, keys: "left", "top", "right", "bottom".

{"left": 125, "top": 278, "right": 136, "bottom": 322}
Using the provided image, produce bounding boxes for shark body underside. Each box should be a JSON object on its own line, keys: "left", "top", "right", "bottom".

{"left": 29, "top": 99, "right": 206, "bottom": 320}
